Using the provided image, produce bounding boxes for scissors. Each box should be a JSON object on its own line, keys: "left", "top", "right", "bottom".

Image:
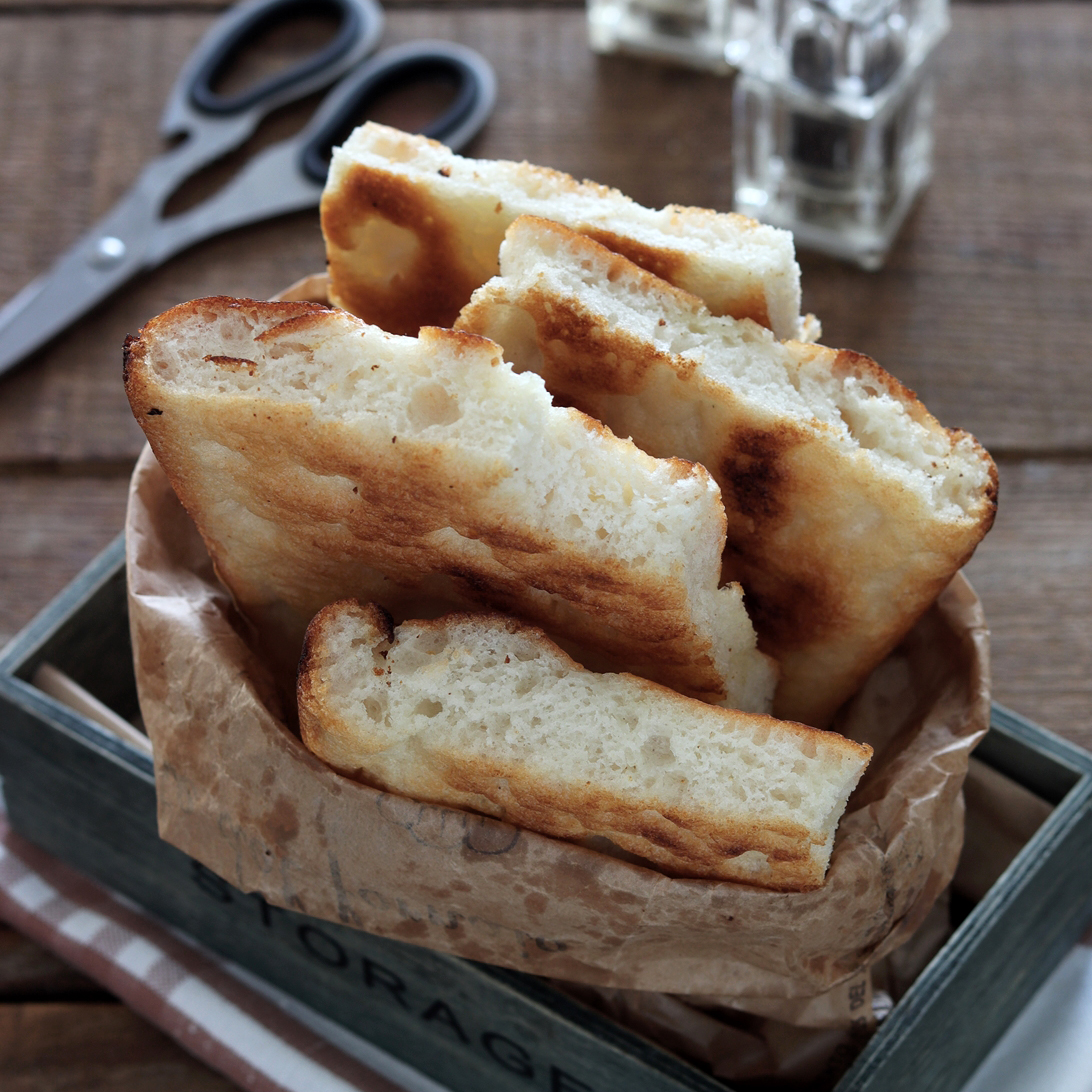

{"left": 0, "top": 0, "right": 496, "bottom": 379}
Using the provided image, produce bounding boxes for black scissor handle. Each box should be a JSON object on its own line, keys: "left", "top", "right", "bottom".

{"left": 298, "top": 40, "right": 498, "bottom": 184}
{"left": 162, "top": 0, "right": 384, "bottom": 135}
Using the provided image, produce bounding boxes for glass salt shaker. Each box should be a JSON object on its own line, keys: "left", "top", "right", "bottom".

{"left": 587, "top": 0, "right": 763, "bottom": 72}
{"left": 732, "top": 0, "right": 949, "bottom": 269}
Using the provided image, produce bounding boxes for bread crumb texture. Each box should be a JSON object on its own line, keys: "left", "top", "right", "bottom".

{"left": 125, "top": 296, "right": 776, "bottom": 711}
{"left": 321, "top": 122, "right": 805, "bottom": 340}
{"left": 456, "top": 217, "right": 997, "bottom": 727}
{"left": 299, "top": 601, "right": 871, "bottom": 890}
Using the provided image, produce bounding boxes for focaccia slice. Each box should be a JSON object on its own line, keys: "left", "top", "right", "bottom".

{"left": 299, "top": 601, "right": 872, "bottom": 890}
{"left": 456, "top": 217, "right": 998, "bottom": 727}
{"left": 321, "top": 122, "right": 810, "bottom": 341}
{"left": 124, "top": 296, "right": 777, "bottom": 711}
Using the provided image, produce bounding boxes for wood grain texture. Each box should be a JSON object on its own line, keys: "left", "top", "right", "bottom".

{"left": 0, "top": 925, "right": 108, "bottom": 1001}
{"left": 964, "top": 459, "right": 1092, "bottom": 751}
{"left": 0, "top": 471, "right": 132, "bottom": 648}
{"left": 1, "top": 5, "right": 1090, "bottom": 458}
{"left": 0, "top": 1002, "right": 238, "bottom": 1091}
{"left": 801, "top": 4, "right": 1092, "bottom": 455}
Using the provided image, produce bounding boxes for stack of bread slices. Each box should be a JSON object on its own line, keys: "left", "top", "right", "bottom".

{"left": 125, "top": 123, "right": 996, "bottom": 892}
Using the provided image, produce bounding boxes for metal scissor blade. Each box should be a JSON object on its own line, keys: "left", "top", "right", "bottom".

{"left": 0, "top": 117, "right": 256, "bottom": 382}
{"left": 0, "top": 187, "right": 163, "bottom": 380}
{"left": 0, "top": 245, "right": 142, "bottom": 380}
{"left": 145, "top": 143, "right": 321, "bottom": 268}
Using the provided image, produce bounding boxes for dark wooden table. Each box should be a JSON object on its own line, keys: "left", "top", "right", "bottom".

{"left": 1, "top": 0, "right": 1090, "bottom": 1087}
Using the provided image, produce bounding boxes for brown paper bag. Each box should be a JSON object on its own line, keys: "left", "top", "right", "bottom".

{"left": 125, "top": 435, "right": 991, "bottom": 1010}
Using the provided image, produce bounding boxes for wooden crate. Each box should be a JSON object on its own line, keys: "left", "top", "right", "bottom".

{"left": 2, "top": 536, "right": 1091, "bottom": 1092}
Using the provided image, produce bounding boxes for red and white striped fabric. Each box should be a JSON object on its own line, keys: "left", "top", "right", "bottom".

{"left": 0, "top": 807, "right": 445, "bottom": 1092}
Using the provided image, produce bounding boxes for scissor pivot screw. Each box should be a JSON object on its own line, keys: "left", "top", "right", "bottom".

{"left": 90, "top": 236, "right": 128, "bottom": 268}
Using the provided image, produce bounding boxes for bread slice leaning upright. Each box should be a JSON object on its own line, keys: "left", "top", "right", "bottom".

{"left": 298, "top": 600, "right": 872, "bottom": 891}
{"left": 456, "top": 217, "right": 999, "bottom": 728}
{"left": 124, "top": 296, "right": 776, "bottom": 712}
{"left": 321, "top": 122, "right": 810, "bottom": 341}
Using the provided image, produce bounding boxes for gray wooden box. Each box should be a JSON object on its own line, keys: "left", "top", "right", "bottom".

{"left": 2, "top": 535, "right": 1091, "bottom": 1092}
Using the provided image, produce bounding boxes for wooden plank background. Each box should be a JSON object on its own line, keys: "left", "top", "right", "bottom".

{"left": 0, "top": 1, "right": 1089, "bottom": 1087}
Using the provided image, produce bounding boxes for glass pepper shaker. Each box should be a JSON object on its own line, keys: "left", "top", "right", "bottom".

{"left": 731, "top": 0, "right": 948, "bottom": 268}
{"left": 587, "top": 0, "right": 762, "bottom": 72}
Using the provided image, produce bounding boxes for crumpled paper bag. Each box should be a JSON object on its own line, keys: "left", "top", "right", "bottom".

{"left": 125, "top": 434, "right": 991, "bottom": 1013}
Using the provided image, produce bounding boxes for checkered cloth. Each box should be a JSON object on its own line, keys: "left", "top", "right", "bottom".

{"left": 0, "top": 805, "right": 446, "bottom": 1092}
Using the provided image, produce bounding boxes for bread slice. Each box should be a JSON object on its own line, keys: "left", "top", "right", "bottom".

{"left": 456, "top": 217, "right": 998, "bottom": 728}
{"left": 298, "top": 601, "right": 872, "bottom": 890}
{"left": 124, "top": 296, "right": 777, "bottom": 711}
{"left": 321, "top": 122, "right": 810, "bottom": 341}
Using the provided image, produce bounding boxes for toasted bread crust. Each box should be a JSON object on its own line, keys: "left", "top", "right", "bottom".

{"left": 321, "top": 164, "right": 486, "bottom": 335}
{"left": 125, "top": 297, "right": 776, "bottom": 710}
{"left": 456, "top": 218, "right": 998, "bottom": 726}
{"left": 320, "top": 122, "right": 804, "bottom": 339}
{"left": 579, "top": 225, "right": 771, "bottom": 330}
{"left": 298, "top": 601, "right": 871, "bottom": 889}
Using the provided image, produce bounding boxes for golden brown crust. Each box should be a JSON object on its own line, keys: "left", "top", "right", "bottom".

{"left": 319, "top": 125, "right": 802, "bottom": 339}
{"left": 321, "top": 164, "right": 487, "bottom": 334}
{"left": 580, "top": 226, "right": 771, "bottom": 330}
{"left": 455, "top": 222, "right": 998, "bottom": 727}
{"left": 125, "top": 298, "right": 751, "bottom": 706}
{"left": 407, "top": 753, "right": 825, "bottom": 890}
{"left": 298, "top": 602, "right": 871, "bottom": 889}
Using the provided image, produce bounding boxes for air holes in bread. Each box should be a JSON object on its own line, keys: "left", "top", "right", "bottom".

{"left": 408, "top": 381, "right": 461, "bottom": 429}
